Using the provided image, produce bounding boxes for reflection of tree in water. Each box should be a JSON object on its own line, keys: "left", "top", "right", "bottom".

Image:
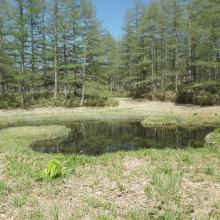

{"left": 32, "top": 121, "right": 215, "bottom": 155}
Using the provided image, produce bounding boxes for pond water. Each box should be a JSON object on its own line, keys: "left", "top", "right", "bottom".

{"left": 31, "top": 120, "right": 215, "bottom": 155}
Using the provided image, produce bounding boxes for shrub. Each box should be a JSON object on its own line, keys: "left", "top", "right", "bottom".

{"left": 176, "top": 81, "right": 220, "bottom": 106}
{"left": 0, "top": 93, "right": 118, "bottom": 109}
{"left": 214, "top": 128, "right": 220, "bottom": 133}
{"left": 0, "top": 94, "right": 21, "bottom": 109}
{"left": 129, "top": 83, "right": 151, "bottom": 99}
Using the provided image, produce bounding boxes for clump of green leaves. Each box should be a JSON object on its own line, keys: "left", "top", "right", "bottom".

{"left": 214, "top": 128, "right": 220, "bottom": 134}
{"left": 36, "top": 159, "right": 67, "bottom": 181}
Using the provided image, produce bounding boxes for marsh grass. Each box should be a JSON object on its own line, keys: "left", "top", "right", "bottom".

{"left": 28, "top": 209, "right": 45, "bottom": 220}
{"left": 0, "top": 180, "right": 11, "bottom": 196}
{"left": 151, "top": 168, "right": 182, "bottom": 199}
{"left": 85, "top": 196, "right": 114, "bottom": 210}
{"left": 50, "top": 203, "right": 59, "bottom": 220}
{"left": 14, "top": 196, "right": 27, "bottom": 208}
{"left": 142, "top": 115, "right": 220, "bottom": 127}
{"left": 158, "top": 209, "right": 182, "bottom": 220}
{"left": 0, "top": 143, "right": 219, "bottom": 219}
{"left": 0, "top": 102, "right": 220, "bottom": 219}
{"left": 203, "top": 167, "right": 216, "bottom": 176}
{"left": 181, "top": 153, "right": 193, "bottom": 165}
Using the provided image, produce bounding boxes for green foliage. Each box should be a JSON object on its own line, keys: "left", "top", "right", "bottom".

{"left": 0, "top": 93, "right": 118, "bottom": 109}
{"left": 214, "top": 128, "right": 220, "bottom": 133}
{"left": 176, "top": 82, "right": 220, "bottom": 106}
{"left": 129, "top": 83, "right": 151, "bottom": 99}
{"left": 120, "top": 0, "right": 220, "bottom": 104}
{"left": 0, "top": 94, "right": 21, "bottom": 109}
{"left": 36, "top": 159, "right": 67, "bottom": 181}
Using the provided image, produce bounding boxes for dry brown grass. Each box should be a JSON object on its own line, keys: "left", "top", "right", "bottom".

{"left": 1, "top": 150, "right": 219, "bottom": 220}
{"left": 1, "top": 98, "right": 220, "bottom": 119}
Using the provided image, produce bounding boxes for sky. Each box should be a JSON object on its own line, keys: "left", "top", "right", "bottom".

{"left": 91, "top": 0, "right": 150, "bottom": 39}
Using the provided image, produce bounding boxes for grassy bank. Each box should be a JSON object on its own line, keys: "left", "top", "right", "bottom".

{"left": 141, "top": 115, "right": 220, "bottom": 127}
{"left": 1, "top": 98, "right": 220, "bottom": 129}
{"left": 0, "top": 131, "right": 219, "bottom": 219}
{"left": 0, "top": 99, "right": 220, "bottom": 219}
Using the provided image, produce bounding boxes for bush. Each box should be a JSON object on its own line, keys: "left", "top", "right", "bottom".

{"left": 129, "top": 84, "right": 151, "bottom": 99}
{"left": 214, "top": 128, "right": 220, "bottom": 133}
{"left": 176, "top": 81, "right": 220, "bottom": 106}
{"left": 129, "top": 81, "right": 176, "bottom": 102}
{"left": 0, "top": 93, "right": 118, "bottom": 109}
{"left": 0, "top": 94, "right": 21, "bottom": 109}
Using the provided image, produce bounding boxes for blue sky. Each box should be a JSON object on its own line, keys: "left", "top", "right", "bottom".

{"left": 91, "top": 0, "right": 150, "bottom": 39}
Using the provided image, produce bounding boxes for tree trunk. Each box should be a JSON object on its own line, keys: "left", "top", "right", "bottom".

{"left": 80, "top": 45, "right": 87, "bottom": 107}
{"left": 151, "top": 31, "right": 156, "bottom": 100}
{"left": 42, "top": 1, "right": 47, "bottom": 89}
{"left": 54, "top": 1, "right": 58, "bottom": 99}
{"left": 54, "top": 35, "right": 58, "bottom": 99}
{"left": 63, "top": 32, "right": 67, "bottom": 99}
{"left": 188, "top": 14, "right": 192, "bottom": 81}
{"left": 19, "top": 1, "right": 25, "bottom": 108}
{"left": 0, "top": 22, "right": 3, "bottom": 94}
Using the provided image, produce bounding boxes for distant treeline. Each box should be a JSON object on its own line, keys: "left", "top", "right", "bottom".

{"left": 0, "top": 0, "right": 120, "bottom": 107}
{"left": 121, "top": 0, "right": 220, "bottom": 104}
{"left": 0, "top": 0, "right": 220, "bottom": 107}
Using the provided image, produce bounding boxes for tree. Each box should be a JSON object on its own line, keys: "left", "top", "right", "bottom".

{"left": 79, "top": 0, "right": 103, "bottom": 105}
{"left": 0, "top": 0, "right": 15, "bottom": 93}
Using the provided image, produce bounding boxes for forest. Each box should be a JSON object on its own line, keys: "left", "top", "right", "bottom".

{"left": 0, "top": 0, "right": 219, "bottom": 108}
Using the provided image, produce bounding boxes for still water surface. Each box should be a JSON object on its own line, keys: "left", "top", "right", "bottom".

{"left": 31, "top": 120, "right": 215, "bottom": 155}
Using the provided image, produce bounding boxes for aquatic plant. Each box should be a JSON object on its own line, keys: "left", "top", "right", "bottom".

{"left": 36, "top": 159, "right": 66, "bottom": 181}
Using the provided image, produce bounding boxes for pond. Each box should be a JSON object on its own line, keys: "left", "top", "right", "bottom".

{"left": 31, "top": 120, "right": 215, "bottom": 155}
